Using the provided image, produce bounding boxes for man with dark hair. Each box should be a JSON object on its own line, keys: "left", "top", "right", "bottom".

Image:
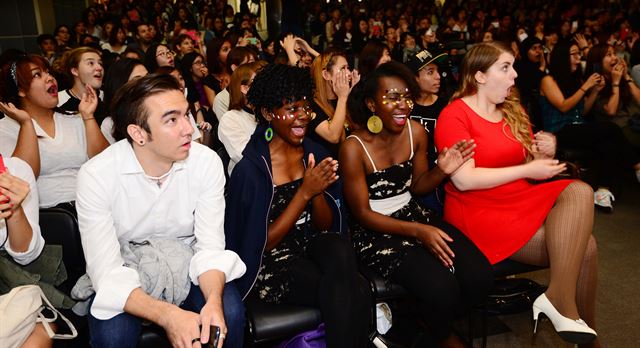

{"left": 76, "top": 74, "right": 246, "bottom": 348}
{"left": 128, "top": 22, "right": 156, "bottom": 54}
{"left": 36, "top": 34, "right": 57, "bottom": 64}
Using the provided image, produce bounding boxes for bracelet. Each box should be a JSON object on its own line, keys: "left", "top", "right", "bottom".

{"left": 82, "top": 117, "right": 95, "bottom": 121}
{"left": 579, "top": 87, "right": 587, "bottom": 93}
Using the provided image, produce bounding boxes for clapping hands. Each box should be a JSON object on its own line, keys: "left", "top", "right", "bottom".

{"left": 436, "top": 139, "right": 476, "bottom": 175}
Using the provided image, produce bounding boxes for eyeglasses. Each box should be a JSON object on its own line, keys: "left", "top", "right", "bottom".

{"left": 381, "top": 88, "right": 414, "bottom": 109}
{"left": 569, "top": 51, "right": 581, "bottom": 57}
{"left": 192, "top": 60, "right": 206, "bottom": 67}
{"left": 156, "top": 50, "right": 175, "bottom": 58}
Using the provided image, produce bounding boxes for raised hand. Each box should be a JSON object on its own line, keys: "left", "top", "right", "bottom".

{"left": 436, "top": 139, "right": 476, "bottom": 175}
{"left": 0, "top": 171, "right": 31, "bottom": 220}
{"left": 333, "top": 69, "right": 351, "bottom": 99}
{"left": 583, "top": 73, "right": 602, "bottom": 91}
{"left": 415, "top": 223, "right": 455, "bottom": 267}
{"left": 532, "top": 131, "right": 556, "bottom": 158}
{"left": 0, "top": 101, "right": 31, "bottom": 124}
{"left": 526, "top": 159, "right": 567, "bottom": 180}
{"left": 300, "top": 153, "right": 339, "bottom": 199}
{"left": 350, "top": 69, "right": 361, "bottom": 87}
{"left": 279, "top": 34, "right": 296, "bottom": 52}
{"left": 78, "top": 84, "right": 98, "bottom": 120}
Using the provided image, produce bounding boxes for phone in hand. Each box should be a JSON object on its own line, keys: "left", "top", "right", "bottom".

{"left": 198, "top": 325, "right": 220, "bottom": 347}
{"left": 247, "top": 37, "right": 258, "bottom": 45}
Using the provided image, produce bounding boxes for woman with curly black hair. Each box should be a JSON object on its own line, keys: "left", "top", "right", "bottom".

{"left": 224, "top": 63, "right": 372, "bottom": 348}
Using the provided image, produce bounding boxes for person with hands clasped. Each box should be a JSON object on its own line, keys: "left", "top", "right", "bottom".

{"left": 540, "top": 42, "right": 640, "bottom": 212}
{"left": 341, "top": 61, "right": 492, "bottom": 348}
{"left": 0, "top": 53, "right": 108, "bottom": 210}
{"left": 435, "top": 42, "right": 600, "bottom": 347}
{"left": 586, "top": 43, "right": 640, "bottom": 149}
{"left": 225, "top": 64, "right": 372, "bottom": 348}
{"left": 76, "top": 74, "right": 246, "bottom": 348}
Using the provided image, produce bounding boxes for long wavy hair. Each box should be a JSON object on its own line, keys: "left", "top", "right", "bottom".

{"left": 451, "top": 41, "right": 533, "bottom": 156}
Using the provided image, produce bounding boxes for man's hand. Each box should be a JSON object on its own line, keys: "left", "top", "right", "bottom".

{"left": 198, "top": 301, "right": 227, "bottom": 348}
{"left": 160, "top": 306, "right": 203, "bottom": 348}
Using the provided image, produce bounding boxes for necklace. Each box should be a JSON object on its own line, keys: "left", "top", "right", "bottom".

{"left": 68, "top": 88, "right": 82, "bottom": 100}
{"left": 144, "top": 170, "right": 171, "bottom": 188}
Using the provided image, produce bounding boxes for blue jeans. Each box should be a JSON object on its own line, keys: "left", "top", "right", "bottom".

{"left": 88, "top": 282, "right": 245, "bottom": 348}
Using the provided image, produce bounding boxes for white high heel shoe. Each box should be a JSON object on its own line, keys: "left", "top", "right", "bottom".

{"left": 532, "top": 293, "right": 597, "bottom": 345}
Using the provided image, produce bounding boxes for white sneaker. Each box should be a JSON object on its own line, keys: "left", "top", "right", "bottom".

{"left": 594, "top": 188, "right": 615, "bottom": 213}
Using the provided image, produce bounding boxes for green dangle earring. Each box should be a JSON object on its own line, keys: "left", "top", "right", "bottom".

{"left": 264, "top": 123, "right": 274, "bottom": 142}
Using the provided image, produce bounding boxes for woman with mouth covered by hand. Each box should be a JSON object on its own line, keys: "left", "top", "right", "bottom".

{"left": 0, "top": 53, "right": 109, "bottom": 212}
{"left": 435, "top": 42, "right": 599, "bottom": 347}
{"left": 224, "top": 63, "right": 372, "bottom": 348}
{"left": 340, "top": 61, "right": 492, "bottom": 348}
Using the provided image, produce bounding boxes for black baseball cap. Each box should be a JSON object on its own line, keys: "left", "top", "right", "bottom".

{"left": 405, "top": 48, "right": 448, "bottom": 74}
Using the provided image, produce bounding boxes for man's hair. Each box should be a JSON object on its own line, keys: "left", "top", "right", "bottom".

{"left": 111, "top": 73, "right": 181, "bottom": 143}
{"left": 37, "top": 34, "right": 55, "bottom": 46}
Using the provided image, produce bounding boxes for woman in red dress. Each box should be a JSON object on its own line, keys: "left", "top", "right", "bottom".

{"left": 435, "top": 42, "right": 599, "bottom": 347}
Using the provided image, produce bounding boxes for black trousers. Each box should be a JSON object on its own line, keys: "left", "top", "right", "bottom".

{"left": 557, "top": 121, "right": 640, "bottom": 189}
{"left": 280, "top": 233, "right": 372, "bottom": 348}
{"left": 389, "top": 220, "right": 493, "bottom": 341}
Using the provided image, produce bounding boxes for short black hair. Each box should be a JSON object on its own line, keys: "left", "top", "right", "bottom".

{"left": 37, "top": 34, "right": 55, "bottom": 46}
{"left": 348, "top": 61, "right": 420, "bottom": 128}
{"left": 246, "top": 63, "right": 314, "bottom": 122}
{"left": 111, "top": 73, "right": 181, "bottom": 143}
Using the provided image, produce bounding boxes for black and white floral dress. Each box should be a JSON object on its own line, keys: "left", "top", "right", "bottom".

{"left": 348, "top": 122, "right": 439, "bottom": 279}
{"left": 253, "top": 178, "right": 315, "bottom": 304}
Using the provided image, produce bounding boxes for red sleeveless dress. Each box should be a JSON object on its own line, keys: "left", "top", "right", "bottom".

{"left": 435, "top": 99, "right": 572, "bottom": 264}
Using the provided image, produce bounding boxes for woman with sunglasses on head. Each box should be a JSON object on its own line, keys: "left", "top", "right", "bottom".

{"left": 435, "top": 42, "right": 599, "bottom": 347}
{"left": 341, "top": 61, "right": 492, "bottom": 348}
{"left": 225, "top": 63, "right": 372, "bottom": 348}
{"left": 0, "top": 54, "right": 108, "bottom": 213}
{"left": 309, "top": 49, "right": 360, "bottom": 151}
{"left": 540, "top": 42, "right": 640, "bottom": 212}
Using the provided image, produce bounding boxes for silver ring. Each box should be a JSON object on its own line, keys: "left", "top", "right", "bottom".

{"left": 220, "top": 333, "right": 226, "bottom": 339}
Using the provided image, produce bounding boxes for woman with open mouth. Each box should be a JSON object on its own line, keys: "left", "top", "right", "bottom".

{"left": 341, "top": 61, "right": 491, "bottom": 348}
{"left": 225, "top": 63, "right": 372, "bottom": 348}
{"left": 0, "top": 53, "right": 108, "bottom": 217}
{"left": 436, "top": 42, "right": 599, "bottom": 347}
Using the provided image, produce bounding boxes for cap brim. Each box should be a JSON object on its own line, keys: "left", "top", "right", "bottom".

{"left": 417, "top": 53, "right": 449, "bottom": 71}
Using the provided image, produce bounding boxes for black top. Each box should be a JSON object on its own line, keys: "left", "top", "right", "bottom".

{"left": 411, "top": 97, "right": 447, "bottom": 166}
{"left": 59, "top": 90, "right": 108, "bottom": 125}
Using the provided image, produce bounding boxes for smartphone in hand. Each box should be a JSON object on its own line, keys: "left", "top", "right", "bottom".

{"left": 198, "top": 325, "right": 221, "bottom": 347}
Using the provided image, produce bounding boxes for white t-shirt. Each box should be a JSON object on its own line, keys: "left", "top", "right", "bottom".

{"left": 0, "top": 113, "right": 89, "bottom": 207}
{"left": 0, "top": 157, "right": 44, "bottom": 265}
{"left": 212, "top": 89, "right": 230, "bottom": 121}
{"left": 218, "top": 109, "right": 257, "bottom": 174}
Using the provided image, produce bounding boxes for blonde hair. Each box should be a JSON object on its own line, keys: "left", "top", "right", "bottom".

{"left": 311, "top": 50, "right": 346, "bottom": 119}
{"left": 451, "top": 42, "right": 533, "bottom": 156}
{"left": 228, "top": 60, "right": 267, "bottom": 111}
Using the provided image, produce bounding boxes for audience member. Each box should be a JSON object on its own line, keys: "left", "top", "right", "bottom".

{"left": 341, "top": 61, "right": 492, "bottom": 348}
{"left": 225, "top": 63, "right": 372, "bottom": 348}
{"left": 0, "top": 53, "right": 108, "bottom": 209}
{"left": 77, "top": 74, "right": 246, "bottom": 348}
{"left": 435, "top": 42, "right": 599, "bottom": 346}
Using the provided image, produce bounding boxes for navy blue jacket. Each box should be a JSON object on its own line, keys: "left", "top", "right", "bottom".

{"left": 224, "top": 124, "right": 345, "bottom": 299}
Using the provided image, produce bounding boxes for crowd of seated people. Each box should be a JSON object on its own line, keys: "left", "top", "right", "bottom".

{"left": 3, "top": 0, "right": 640, "bottom": 347}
